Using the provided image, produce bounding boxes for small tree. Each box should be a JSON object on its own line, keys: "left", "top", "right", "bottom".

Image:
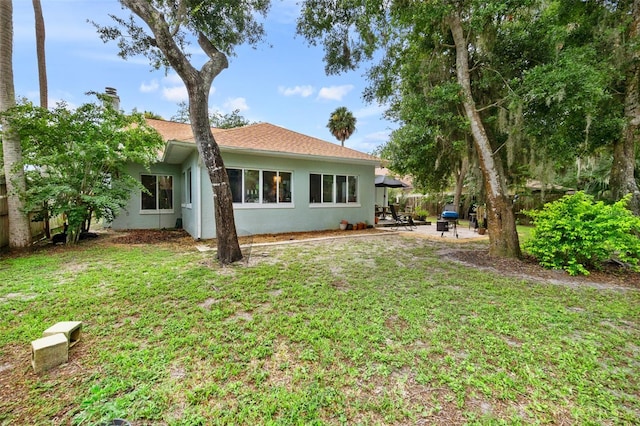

{"left": 6, "top": 95, "right": 164, "bottom": 244}
{"left": 170, "top": 101, "right": 190, "bottom": 124}
{"left": 143, "top": 111, "right": 163, "bottom": 120}
{"left": 173, "top": 102, "right": 253, "bottom": 129}
{"left": 524, "top": 192, "right": 640, "bottom": 276}
{"left": 327, "top": 106, "right": 356, "bottom": 147}
{"left": 210, "top": 109, "right": 253, "bottom": 129}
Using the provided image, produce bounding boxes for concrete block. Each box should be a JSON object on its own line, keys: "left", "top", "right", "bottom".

{"left": 31, "top": 333, "right": 68, "bottom": 373}
{"left": 43, "top": 321, "right": 82, "bottom": 348}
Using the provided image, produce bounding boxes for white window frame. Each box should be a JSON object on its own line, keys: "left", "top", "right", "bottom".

{"left": 309, "top": 173, "right": 360, "bottom": 207}
{"left": 182, "top": 168, "right": 192, "bottom": 208}
{"left": 140, "top": 174, "right": 174, "bottom": 214}
{"left": 228, "top": 168, "right": 294, "bottom": 208}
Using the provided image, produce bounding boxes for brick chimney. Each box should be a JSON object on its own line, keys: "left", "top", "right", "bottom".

{"left": 104, "top": 87, "right": 120, "bottom": 111}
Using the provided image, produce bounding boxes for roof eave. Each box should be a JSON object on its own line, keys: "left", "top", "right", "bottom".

{"left": 161, "top": 140, "right": 197, "bottom": 164}
{"left": 162, "top": 140, "right": 381, "bottom": 167}
{"left": 220, "top": 146, "right": 381, "bottom": 166}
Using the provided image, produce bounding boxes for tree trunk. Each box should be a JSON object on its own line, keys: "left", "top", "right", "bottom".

{"left": 188, "top": 87, "right": 243, "bottom": 264}
{"left": 32, "top": 0, "right": 47, "bottom": 109}
{"left": 1, "top": 0, "right": 32, "bottom": 249}
{"left": 610, "top": 0, "right": 640, "bottom": 215}
{"left": 448, "top": 12, "right": 521, "bottom": 258}
{"left": 33, "top": 0, "right": 50, "bottom": 238}
{"left": 453, "top": 156, "right": 468, "bottom": 216}
{"left": 121, "top": 0, "right": 242, "bottom": 264}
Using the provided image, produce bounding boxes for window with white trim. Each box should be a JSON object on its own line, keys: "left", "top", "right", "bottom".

{"left": 141, "top": 174, "right": 173, "bottom": 211}
{"left": 228, "top": 168, "right": 292, "bottom": 205}
{"left": 309, "top": 173, "right": 358, "bottom": 204}
{"left": 182, "top": 168, "right": 192, "bottom": 205}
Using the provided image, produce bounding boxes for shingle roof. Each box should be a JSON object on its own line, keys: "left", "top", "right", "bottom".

{"left": 146, "top": 118, "right": 380, "bottom": 164}
{"left": 146, "top": 118, "right": 195, "bottom": 142}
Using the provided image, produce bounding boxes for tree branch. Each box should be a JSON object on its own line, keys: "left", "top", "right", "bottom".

{"left": 121, "top": 0, "right": 197, "bottom": 82}
{"left": 476, "top": 98, "right": 504, "bottom": 112}
{"left": 198, "top": 32, "right": 229, "bottom": 86}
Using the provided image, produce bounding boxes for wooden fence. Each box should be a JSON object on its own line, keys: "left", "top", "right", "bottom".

{"left": 0, "top": 181, "right": 63, "bottom": 249}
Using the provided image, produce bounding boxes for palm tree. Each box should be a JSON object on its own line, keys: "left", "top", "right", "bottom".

{"left": 32, "top": 0, "right": 52, "bottom": 239}
{"left": 33, "top": 0, "right": 47, "bottom": 109}
{"left": 327, "top": 106, "right": 356, "bottom": 147}
{"left": 1, "top": 0, "right": 32, "bottom": 248}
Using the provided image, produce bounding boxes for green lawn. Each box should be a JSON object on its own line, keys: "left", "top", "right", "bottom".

{"left": 1, "top": 234, "right": 638, "bottom": 425}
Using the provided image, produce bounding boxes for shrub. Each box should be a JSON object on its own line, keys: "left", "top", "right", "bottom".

{"left": 523, "top": 192, "right": 640, "bottom": 275}
{"left": 414, "top": 208, "right": 429, "bottom": 219}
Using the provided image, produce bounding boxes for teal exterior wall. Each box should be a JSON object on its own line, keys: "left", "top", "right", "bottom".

{"left": 109, "top": 162, "right": 182, "bottom": 231}
{"left": 177, "top": 151, "right": 201, "bottom": 239}
{"left": 111, "top": 149, "right": 378, "bottom": 240}
{"left": 198, "top": 151, "right": 377, "bottom": 238}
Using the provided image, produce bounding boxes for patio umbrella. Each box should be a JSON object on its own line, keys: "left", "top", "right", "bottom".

{"left": 374, "top": 175, "right": 409, "bottom": 188}
{"left": 375, "top": 175, "right": 409, "bottom": 210}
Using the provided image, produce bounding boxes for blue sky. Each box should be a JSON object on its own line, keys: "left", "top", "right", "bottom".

{"left": 12, "top": 0, "right": 395, "bottom": 154}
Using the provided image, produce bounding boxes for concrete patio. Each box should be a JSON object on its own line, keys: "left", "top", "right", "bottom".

{"left": 376, "top": 219, "right": 488, "bottom": 241}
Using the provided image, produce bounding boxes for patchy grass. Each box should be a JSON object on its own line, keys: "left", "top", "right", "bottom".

{"left": 0, "top": 234, "right": 638, "bottom": 425}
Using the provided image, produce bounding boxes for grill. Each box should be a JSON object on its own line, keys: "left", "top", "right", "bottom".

{"left": 439, "top": 211, "right": 459, "bottom": 238}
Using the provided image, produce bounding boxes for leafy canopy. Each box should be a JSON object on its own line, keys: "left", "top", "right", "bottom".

{"left": 3, "top": 95, "right": 164, "bottom": 242}
{"left": 92, "top": 0, "right": 270, "bottom": 70}
{"left": 298, "top": 0, "right": 541, "bottom": 193}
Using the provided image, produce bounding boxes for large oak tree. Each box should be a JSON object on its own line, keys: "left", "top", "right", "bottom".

{"left": 517, "top": 0, "right": 640, "bottom": 214}
{"left": 298, "top": 0, "right": 527, "bottom": 257}
{"left": 95, "top": 0, "right": 270, "bottom": 263}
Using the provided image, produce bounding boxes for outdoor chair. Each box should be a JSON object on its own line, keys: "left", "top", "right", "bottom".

{"left": 389, "top": 204, "right": 416, "bottom": 231}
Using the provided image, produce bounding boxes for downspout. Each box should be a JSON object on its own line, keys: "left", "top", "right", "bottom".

{"left": 196, "top": 160, "right": 202, "bottom": 240}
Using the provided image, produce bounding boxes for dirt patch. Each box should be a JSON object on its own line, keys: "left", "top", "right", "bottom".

{"left": 109, "top": 228, "right": 386, "bottom": 247}
{"left": 445, "top": 248, "right": 640, "bottom": 290}
{"left": 110, "top": 228, "right": 192, "bottom": 245}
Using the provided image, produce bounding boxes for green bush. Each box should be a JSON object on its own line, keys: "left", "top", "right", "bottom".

{"left": 524, "top": 192, "right": 640, "bottom": 275}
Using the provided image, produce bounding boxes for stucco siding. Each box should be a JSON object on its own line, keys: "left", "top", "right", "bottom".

{"left": 199, "top": 164, "right": 216, "bottom": 239}
{"left": 109, "top": 162, "right": 182, "bottom": 231}
{"left": 178, "top": 152, "right": 200, "bottom": 238}
{"left": 111, "top": 147, "right": 377, "bottom": 239}
{"left": 197, "top": 152, "right": 376, "bottom": 239}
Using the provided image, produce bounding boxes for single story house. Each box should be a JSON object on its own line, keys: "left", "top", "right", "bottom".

{"left": 109, "top": 118, "right": 381, "bottom": 239}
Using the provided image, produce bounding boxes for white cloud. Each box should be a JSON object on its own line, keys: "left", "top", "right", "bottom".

{"left": 362, "top": 130, "right": 391, "bottom": 143}
{"left": 348, "top": 130, "right": 391, "bottom": 154}
{"left": 162, "top": 85, "right": 188, "bottom": 102}
{"left": 317, "top": 85, "right": 354, "bottom": 101}
{"left": 140, "top": 79, "right": 159, "bottom": 93}
{"left": 355, "top": 104, "right": 387, "bottom": 119}
{"left": 278, "top": 85, "right": 315, "bottom": 97}
{"left": 72, "top": 50, "right": 150, "bottom": 65}
{"left": 224, "top": 97, "right": 249, "bottom": 112}
{"left": 158, "top": 74, "right": 216, "bottom": 103}
{"left": 163, "top": 74, "right": 184, "bottom": 86}
{"left": 209, "top": 103, "right": 223, "bottom": 113}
